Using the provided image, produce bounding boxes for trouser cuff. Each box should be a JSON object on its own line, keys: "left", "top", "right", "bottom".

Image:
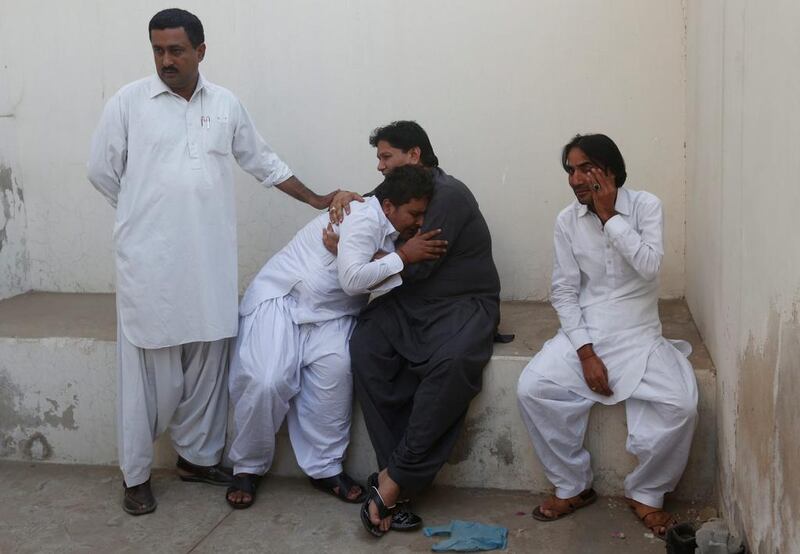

{"left": 625, "top": 489, "right": 664, "bottom": 509}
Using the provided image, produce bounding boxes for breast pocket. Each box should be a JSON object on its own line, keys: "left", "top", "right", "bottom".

{"left": 203, "top": 118, "right": 232, "bottom": 155}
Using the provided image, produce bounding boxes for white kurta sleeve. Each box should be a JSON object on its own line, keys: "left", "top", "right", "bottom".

{"left": 87, "top": 94, "right": 127, "bottom": 208}
{"left": 550, "top": 216, "right": 593, "bottom": 350}
{"left": 337, "top": 209, "right": 403, "bottom": 296}
{"left": 231, "top": 100, "right": 293, "bottom": 187}
{"left": 603, "top": 195, "right": 664, "bottom": 281}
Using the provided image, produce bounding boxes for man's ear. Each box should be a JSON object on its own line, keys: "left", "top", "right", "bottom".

{"left": 381, "top": 198, "right": 395, "bottom": 217}
{"left": 408, "top": 146, "right": 422, "bottom": 164}
{"left": 197, "top": 43, "right": 206, "bottom": 62}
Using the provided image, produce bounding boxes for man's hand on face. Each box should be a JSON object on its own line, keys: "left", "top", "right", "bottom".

{"left": 322, "top": 223, "right": 340, "bottom": 256}
{"left": 396, "top": 229, "right": 448, "bottom": 265}
{"left": 578, "top": 344, "right": 613, "bottom": 396}
{"left": 328, "top": 190, "right": 365, "bottom": 224}
{"left": 588, "top": 167, "right": 618, "bottom": 224}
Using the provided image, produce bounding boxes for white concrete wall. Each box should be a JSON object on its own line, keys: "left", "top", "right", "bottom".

{"left": 686, "top": 1, "right": 800, "bottom": 552}
{"left": 1, "top": 0, "right": 688, "bottom": 300}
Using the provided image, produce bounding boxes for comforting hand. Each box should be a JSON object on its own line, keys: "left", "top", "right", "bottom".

{"left": 588, "top": 167, "right": 617, "bottom": 224}
{"left": 396, "top": 229, "right": 448, "bottom": 264}
{"left": 322, "top": 223, "right": 340, "bottom": 256}
{"left": 578, "top": 345, "right": 613, "bottom": 396}
{"left": 328, "top": 190, "right": 365, "bottom": 224}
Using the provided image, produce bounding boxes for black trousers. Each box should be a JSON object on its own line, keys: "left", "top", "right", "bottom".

{"left": 350, "top": 316, "right": 493, "bottom": 494}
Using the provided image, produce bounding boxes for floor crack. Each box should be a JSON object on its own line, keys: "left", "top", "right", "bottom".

{"left": 185, "top": 507, "right": 234, "bottom": 553}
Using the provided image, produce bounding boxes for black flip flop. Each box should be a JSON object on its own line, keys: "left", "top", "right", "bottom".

{"left": 309, "top": 471, "right": 367, "bottom": 503}
{"left": 366, "top": 473, "right": 421, "bottom": 531}
{"left": 360, "top": 486, "right": 396, "bottom": 538}
{"left": 226, "top": 474, "right": 258, "bottom": 510}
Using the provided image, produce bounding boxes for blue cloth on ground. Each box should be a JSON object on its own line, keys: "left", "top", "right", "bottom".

{"left": 423, "top": 520, "right": 508, "bottom": 552}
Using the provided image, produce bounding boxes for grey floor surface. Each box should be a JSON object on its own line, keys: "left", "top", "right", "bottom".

{"left": 0, "top": 461, "right": 717, "bottom": 553}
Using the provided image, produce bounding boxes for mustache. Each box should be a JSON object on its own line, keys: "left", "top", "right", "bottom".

{"left": 161, "top": 67, "right": 178, "bottom": 73}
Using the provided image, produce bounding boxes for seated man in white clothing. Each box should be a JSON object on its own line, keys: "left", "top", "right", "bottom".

{"left": 516, "top": 134, "right": 698, "bottom": 539}
{"left": 226, "top": 165, "right": 446, "bottom": 508}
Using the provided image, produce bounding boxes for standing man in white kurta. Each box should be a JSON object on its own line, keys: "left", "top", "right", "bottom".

{"left": 87, "top": 8, "right": 357, "bottom": 516}
{"left": 516, "top": 134, "right": 698, "bottom": 539}
{"left": 225, "top": 165, "right": 445, "bottom": 509}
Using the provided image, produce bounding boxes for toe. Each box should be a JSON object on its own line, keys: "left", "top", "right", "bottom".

{"left": 347, "top": 485, "right": 363, "bottom": 501}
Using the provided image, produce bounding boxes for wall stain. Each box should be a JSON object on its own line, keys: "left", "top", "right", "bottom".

{"left": 0, "top": 433, "right": 15, "bottom": 456}
{"left": 489, "top": 433, "right": 515, "bottom": 465}
{"left": 0, "top": 370, "right": 80, "bottom": 434}
{"left": 775, "top": 308, "right": 800, "bottom": 552}
{"left": 20, "top": 432, "right": 52, "bottom": 460}
{"left": 447, "top": 405, "right": 500, "bottom": 465}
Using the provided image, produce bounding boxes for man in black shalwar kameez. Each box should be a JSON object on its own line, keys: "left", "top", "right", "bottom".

{"left": 348, "top": 121, "right": 501, "bottom": 536}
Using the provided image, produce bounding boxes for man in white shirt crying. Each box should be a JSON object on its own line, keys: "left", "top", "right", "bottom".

{"left": 87, "top": 8, "right": 357, "bottom": 516}
{"left": 516, "top": 134, "right": 698, "bottom": 540}
{"left": 225, "top": 165, "right": 447, "bottom": 509}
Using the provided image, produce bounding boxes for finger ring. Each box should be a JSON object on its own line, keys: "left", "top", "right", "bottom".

{"left": 590, "top": 387, "right": 597, "bottom": 391}
{"left": 592, "top": 183, "right": 601, "bottom": 192}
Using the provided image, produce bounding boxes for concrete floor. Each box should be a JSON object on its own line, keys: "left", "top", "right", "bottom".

{"left": 0, "top": 461, "right": 716, "bottom": 554}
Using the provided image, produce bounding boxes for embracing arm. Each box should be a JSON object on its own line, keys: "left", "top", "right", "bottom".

{"left": 337, "top": 212, "right": 404, "bottom": 296}
{"left": 401, "top": 189, "right": 468, "bottom": 283}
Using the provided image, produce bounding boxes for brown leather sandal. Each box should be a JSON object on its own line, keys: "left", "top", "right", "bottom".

{"left": 532, "top": 488, "right": 597, "bottom": 521}
{"left": 626, "top": 498, "right": 677, "bottom": 540}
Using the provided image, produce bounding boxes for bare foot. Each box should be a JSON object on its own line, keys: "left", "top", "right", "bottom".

{"left": 369, "top": 469, "right": 400, "bottom": 532}
{"left": 532, "top": 489, "right": 597, "bottom": 521}
{"left": 626, "top": 498, "right": 676, "bottom": 539}
{"left": 332, "top": 483, "right": 365, "bottom": 502}
{"left": 226, "top": 473, "right": 258, "bottom": 507}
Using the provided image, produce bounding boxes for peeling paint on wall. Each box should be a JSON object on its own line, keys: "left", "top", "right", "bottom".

{"left": 0, "top": 370, "right": 80, "bottom": 431}
{"left": 0, "top": 368, "right": 80, "bottom": 460}
{"left": 0, "top": 165, "right": 16, "bottom": 252}
{"left": 0, "top": 163, "right": 28, "bottom": 299}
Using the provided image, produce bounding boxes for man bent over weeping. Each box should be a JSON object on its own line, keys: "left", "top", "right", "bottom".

{"left": 516, "top": 134, "right": 698, "bottom": 540}
{"left": 226, "top": 165, "right": 446, "bottom": 508}
{"left": 350, "top": 121, "right": 501, "bottom": 537}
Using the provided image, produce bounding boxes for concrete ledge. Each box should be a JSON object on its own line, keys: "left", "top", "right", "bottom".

{"left": 0, "top": 292, "right": 715, "bottom": 501}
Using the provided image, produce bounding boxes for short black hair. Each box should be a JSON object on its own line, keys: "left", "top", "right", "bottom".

{"left": 562, "top": 134, "right": 627, "bottom": 187}
{"left": 369, "top": 121, "right": 439, "bottom": 168}
{"left": 374, "top": 165, "right": 434, "bottom": 206}
{"left": 149, "top": 9, "right": 205, "bottom": 48}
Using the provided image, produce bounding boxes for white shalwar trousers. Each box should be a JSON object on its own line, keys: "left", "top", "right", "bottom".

{"left": 228, "top": 295, "right": 355, "bottom": 478}
{"left": 116, "top": 320, "right": 230, "bottom": 487}
{"left": 517, "top": 341, "right": 698, "bottom": 508}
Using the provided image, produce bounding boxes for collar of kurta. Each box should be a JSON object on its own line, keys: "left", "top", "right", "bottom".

{"left": 148, "top": 73, "right": 207, "bottom": 100}
{"left": 576, "top": 186, "right": 632, "bottom": 218}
